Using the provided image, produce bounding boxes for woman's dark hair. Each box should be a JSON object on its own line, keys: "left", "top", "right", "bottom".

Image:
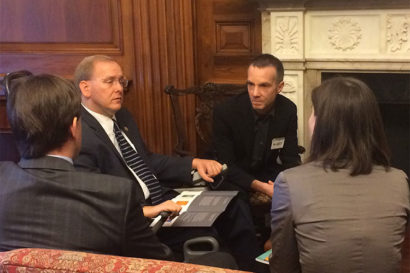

{"left": 308, "top": 77, "right": 391, "bottom": 175}
{"left": 6, "top": 74, "right": 81, "bottom": 158}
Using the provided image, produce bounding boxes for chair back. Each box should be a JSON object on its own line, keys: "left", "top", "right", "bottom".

{"left": 165, "top": 83, "right": 246, "bottom": 156}
{"left": 1, "top": 70, "right": 33, "bottom": 99}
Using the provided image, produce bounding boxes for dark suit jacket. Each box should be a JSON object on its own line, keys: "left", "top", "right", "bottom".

{"left": 74, "top": 106, "right": 193, "bottom": 201}
{"left": 212, "top": 92, "right": 300, "bottom": 192}
{"left": 0, "top": 156, "right": 168, "bottom": 259}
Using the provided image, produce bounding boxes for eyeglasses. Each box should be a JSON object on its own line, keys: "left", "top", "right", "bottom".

{"left": 95, "top": 77, "right": 129, "bottom": 88}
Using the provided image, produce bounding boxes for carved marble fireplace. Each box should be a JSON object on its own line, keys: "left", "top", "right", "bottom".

{"left": 257, "top": 1, "right": 410, "bottom": 164}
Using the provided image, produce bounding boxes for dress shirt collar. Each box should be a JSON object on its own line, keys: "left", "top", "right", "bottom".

{"left": 82, "top": 104, "right": 116, "bottom": 136}
{"left": 46, "top": 154, "right": 73, "bottom": 165}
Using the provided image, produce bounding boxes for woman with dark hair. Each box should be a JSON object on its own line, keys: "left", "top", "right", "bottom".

{"left": 269, "top": 77, "right": 409, "bottom": 273}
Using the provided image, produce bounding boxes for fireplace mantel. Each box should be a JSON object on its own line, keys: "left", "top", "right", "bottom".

{"left": 257, "top": 2, "right": 410, "bottom": 151}
{"left": 256, "top": 0, "right": 410, "bottom": 11}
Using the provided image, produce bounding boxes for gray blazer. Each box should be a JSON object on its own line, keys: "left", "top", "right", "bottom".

{"left": 0, "top": 156, "right": 168, "bottom": 259}
{"left": 270, "top": 162, "right": 410, "bottom": 273}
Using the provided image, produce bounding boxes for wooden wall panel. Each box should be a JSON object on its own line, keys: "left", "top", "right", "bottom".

{"left": 0, "top": 0, "right": 258, "bottom": 159}
{"left": 195, "top": 0, "right": 262, "bottom": 85}
{"left": 0, "top": 0, "right": 122, "bottom": 53}
{"left": 131, "top": 0, "right": 196, "bottom": 155}
{"left": 216, "top": 23, "right": 252, "bottom": 54}
{"left": 0, "top": 0, "right": 136, "bottom": 160}
{"left": 0, "top": 0, "right": 113, "bottom": 43}
{"left": 0, "top": 0, "right": 129, "bottom": 78}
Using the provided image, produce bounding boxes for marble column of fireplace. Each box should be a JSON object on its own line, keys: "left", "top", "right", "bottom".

{"left": 257, "top": 2, "right": 410, "bottom": 154}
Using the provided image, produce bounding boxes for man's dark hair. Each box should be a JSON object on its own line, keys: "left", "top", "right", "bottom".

{"left": 308, "top": 77, "right": 391, "bottom": 175}
{"left": 6, "top": 74, "right": 81, "bottom": 158}
{"left": 249, "top": 54, "right": 284, "bottom": 83}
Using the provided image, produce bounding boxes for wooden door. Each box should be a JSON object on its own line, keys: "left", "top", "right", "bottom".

{"left": 194, "top": 0, "right": 262, "bottom": 85}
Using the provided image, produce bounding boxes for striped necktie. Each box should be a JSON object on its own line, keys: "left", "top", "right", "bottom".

{"left": 112, "top": 120, "right": 163, "bottom": 205}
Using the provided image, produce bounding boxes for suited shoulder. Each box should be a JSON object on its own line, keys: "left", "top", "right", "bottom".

{"left": 214, "top": 92, "right": 250, "bottom": 113}
{"left": 0, "top": 161, "right": 17, "bottom": 167}
{"left": 0, "top": 161, "right": 19, "bottom": 173}
{"left": 382, "top": 166, "right": 408, "bottom": 179}
{"left": 275, "top": 94, "right": 297, "bottom": 113}
{"left": 114, "top": 107, "right": 134, "bottom": 121}
{"left": 279, "top": 162, "right": 409, "bottom": 188}
{"left": 69, "top": 170, "right": 135, "bottom": 195}
{"left": 278, "top": 161, "right": 321, "bottom": 181}
{"left": 373, "top": 166, "right": 409, "bottom": 187}
{"left": 215, "top": 92, "right": 296, "bottom": 114}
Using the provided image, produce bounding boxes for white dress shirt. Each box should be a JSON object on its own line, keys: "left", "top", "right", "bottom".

{"left": 82, "top": 104, "right": 150, "bottom": 199}
{"left": 47, "top": 154, "right": 73, "bottom": 165}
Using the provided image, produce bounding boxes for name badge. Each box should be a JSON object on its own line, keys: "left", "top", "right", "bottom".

{"left": 271, "top": 137, "right": 285, "bottom": 150}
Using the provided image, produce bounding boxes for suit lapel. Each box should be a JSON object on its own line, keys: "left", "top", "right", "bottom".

{"left": 115, "top": 108, "right": 146, "bottom": 156}
{"left": 81, "top": 106, "right": 126, "bottom": 166}
{"left": 115, "top": 113, "right": 133, "bottom": 142}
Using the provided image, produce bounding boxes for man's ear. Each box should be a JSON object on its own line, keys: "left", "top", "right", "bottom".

{"left": 79, "top": 80, "right": 90, "bottom": 98}
{"left": 70, "top": 117, "right": 80, "bottom": 139}
{"left": 276, "top": 81, "right": 285, "bottom": 94}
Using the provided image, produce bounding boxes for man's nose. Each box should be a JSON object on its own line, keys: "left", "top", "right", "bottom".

{"left": 252, "top": 86, "right": 261, "bottom": 97}
{"left": 113, "top": 80, "right": 123, "bottom": 92}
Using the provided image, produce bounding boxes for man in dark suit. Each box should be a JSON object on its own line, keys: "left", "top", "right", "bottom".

{"left": 0, "top": 74, "right": 168, "bottom": 259}
{"left": 73, "top": 55, "right": 261, "bottom": 271}
{"left": 213, "top": 54, "right": 301, "bottom": 201}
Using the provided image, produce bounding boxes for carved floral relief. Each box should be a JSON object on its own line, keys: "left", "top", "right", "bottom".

{"left": 328, "top": 18, "right": 362, "bottom": 51}
{"left": 282, "top": 77, "right": 297, "bottom": 94}
{"left": 386, "top": 15, "right": 409, "bottom": 53}
{"left": 275, "top": 16, "right": 299, "bottom": 55}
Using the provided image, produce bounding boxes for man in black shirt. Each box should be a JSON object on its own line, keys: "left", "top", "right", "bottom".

{"left": 213, "top": 54, "right": 301, "bottom": 201}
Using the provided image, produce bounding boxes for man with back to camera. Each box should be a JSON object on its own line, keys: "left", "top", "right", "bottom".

{"left": 0, "top": 73, "right": 169, "bottom": 259}
{"left": 212, "top": 54, "right": 301, "bottom": 201}
{"left": 73, "top": 55, "right": 261, "bottom": 271}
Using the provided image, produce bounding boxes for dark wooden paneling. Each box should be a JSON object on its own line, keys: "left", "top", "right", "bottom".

{"left": 0, "top": 0, "right": 112, "bottom": 43}
{"left": 0, "top": 104, "right": 8, "bottom": 131}
{"left": 0, "top": 0, "right": 135, "bottom": 161}
{"left": 216, "top": 23, "right": 252, "bottom": 54}
{"left": 131, "top": 0, "right": 196, "bottom": 155}
{"left": 0, "top": 0, "right": 259, "bottom": 158}
{"left": 0, "top": 0, "right": 122, "bottom": 53}
{"left": 195, "top": 0, "right": 262, "bottom": 85}
{"left": 192, "top": 0, "right": 261, "bottom": 152}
